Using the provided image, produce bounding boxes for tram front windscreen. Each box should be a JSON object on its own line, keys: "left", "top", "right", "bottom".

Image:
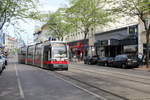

{"left": 52, "top": 43, "right": 67, "bottom": 58}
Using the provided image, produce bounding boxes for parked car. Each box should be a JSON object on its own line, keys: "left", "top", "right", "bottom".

{"left": 110, "top": 54, "right": 139, "bottom": 68}
{"left": 97, "top": 57, "right": 108, "bottom": 66}
{"left": 107, "top": 57, "right": 115, "bottom": 66}
{"left": 0, "top": 55, "right": 5, "bottom": 74}
{"left": 84, "top": 55, "right": 99, "bottom": 65}
{"left": 2, "top": 55, "right": 7, "bottom": 65}
{"left": 97, "top": 57, "right": 114, "bottom": 66}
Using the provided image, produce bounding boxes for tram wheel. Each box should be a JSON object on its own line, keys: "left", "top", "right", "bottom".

{"left": 50, "top": 67, "right": 55, "bottom": 71}
{"left": 64, "top": 68, "right": 68, "bottom": 70}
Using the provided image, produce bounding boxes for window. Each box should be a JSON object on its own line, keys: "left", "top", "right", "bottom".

{"left": 52, "top": 43, "right": 67, "bottom": 58}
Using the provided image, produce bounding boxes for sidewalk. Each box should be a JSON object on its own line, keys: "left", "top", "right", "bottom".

{"left": 134, "top": 65, "right": 150, "bottom": 72}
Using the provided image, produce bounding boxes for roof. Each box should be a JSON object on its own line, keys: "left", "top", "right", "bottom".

{"left": 7, "top": 37, "right": 17, "bottom": 41}
{"left": 95, "top": 24, "right": 138, "bottom": 36}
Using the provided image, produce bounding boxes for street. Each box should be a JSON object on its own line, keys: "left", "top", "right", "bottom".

{"left": 0, "top": 57, "right": 150, "bottom": 100}
{"left": 1, "top": 0, "right": 150, "bottom": 100}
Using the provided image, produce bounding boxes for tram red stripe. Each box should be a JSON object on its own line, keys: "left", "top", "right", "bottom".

{"left": 34, "top": 59, "right": 41, "bottom": 64}
{"left": 43, "top": 61, "right": 68, "bottom": 64}
{"left": 20, "top": 59, "right": 25, "bottom": 62}
{"left": 26, "top": 58, "right": 33, "bottom": 63}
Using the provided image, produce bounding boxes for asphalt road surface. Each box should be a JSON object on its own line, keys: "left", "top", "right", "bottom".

{"left": 1, "top": 58, "right": 150, "bottom": 100}
{"left": 0, "top": 59, "right": 102, "bottom": 100}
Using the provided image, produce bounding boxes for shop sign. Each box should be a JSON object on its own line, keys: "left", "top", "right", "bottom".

{"left": 124, "top": 45, "right": 137, "bottom": 53}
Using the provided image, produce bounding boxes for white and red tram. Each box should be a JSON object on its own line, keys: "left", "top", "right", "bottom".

{"left": 18, "top": 41, "right": 68, "bottom": 70}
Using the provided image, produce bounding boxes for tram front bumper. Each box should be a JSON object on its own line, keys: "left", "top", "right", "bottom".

{"left": 48, "top": 64, "right": 68, "bottom": 69}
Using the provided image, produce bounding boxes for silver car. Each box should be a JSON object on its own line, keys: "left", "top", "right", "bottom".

{"left": 2, "top": 55, "right": 7, "bottom": 65}
{"left": 0, "top": 55, "right": 5, "bottom": 74}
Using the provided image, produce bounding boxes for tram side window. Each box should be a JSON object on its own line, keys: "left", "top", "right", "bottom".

{"left": 22, "top": 51, "right": 26, "bottom": 56}
{"left": 22, "top": 49, "right": 26, "bottom": 56}
{"left": 35, "top": 47, "right": 41, "bottom": 59}
{"left": 28, "top": 47, "right": 33, "bottom": 59}
{"left": 36, "top": 49, "right": 39, "bottom": 56}
{"left": 20, "top": 48, "right": 26, "bottom": 56}
{"left": 28, "top": 51, "right": 31, "bottom": 57}
{"left": 18, "top": 50, "right": 21, "bottom": 55}
{"left": 35, "top": 46, "right": 38, "bottom": 57}
{"left": 48, "top": 49, "right": 51, "bottom": 61}
{"left": 35, "top": 48, "right": 37, "bottom": 57}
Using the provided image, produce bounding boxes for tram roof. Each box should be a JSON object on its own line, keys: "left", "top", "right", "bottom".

{"left": 20, "top": 41, "right": 67, "bottom": 48}
{"left": 43, "top": 41, "right": 66, "bottom": 45}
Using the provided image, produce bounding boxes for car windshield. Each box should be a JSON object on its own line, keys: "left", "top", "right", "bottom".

{"left": 92, "top": 55, "right": 98, "bottom": 57}
{"left": 108, "top": 57, "right": 114, "bottom": 60}
{"left": 115, "top": 55, "right": 127, "bottom": 61}
{"left": 2, "top": 55, "right": 6, "bottom": 58}
{"left": 127, "top": 54, "right": 137, "bottom": 59}
{"left": 101, "top": 57, "right": 107, "bottom": 60}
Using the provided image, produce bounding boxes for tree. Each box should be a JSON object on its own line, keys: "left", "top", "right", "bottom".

{"left": 44, "top": 9, "right": 74, "bottom": 40}
{"left": 0, "top": 0, "right": 39, "bottom": 30}
{"left": 65, "top": 0, "right": 111, "bottom": 39}
{"left": 108, "top": 0, "right": 150, "bottom": 67}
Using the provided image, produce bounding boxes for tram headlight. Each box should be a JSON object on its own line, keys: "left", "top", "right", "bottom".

{"left": 64, "top": 58, "right": 68, "bottom": 62}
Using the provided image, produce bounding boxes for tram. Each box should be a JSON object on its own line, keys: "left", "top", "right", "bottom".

{"left": 18, "top": 41, "right": 68, "bottom": 70}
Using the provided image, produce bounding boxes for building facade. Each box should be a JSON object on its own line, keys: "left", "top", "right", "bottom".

{"left": 33, "top": 15, "right": 149, "bottom": 59}
{"left": 94, "top": 25, "right": 138, "bottom": 57}
{"left": 0, "top": 30, "right": 5, "bottom": 45}
{"left": 0, "top": 30, "right": 5, "bottom": 53}
{"left": 5, "top": 35, "right": 18, "bottom": 53}
{"left": 65, "top": 16, "right": 139, "bottom": 58}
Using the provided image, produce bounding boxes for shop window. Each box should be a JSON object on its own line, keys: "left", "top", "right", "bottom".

{"left": 128, "top": 25, "right": 138, "bottom": 36}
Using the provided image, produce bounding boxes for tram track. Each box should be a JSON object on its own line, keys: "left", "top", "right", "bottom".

{"left": 22, "top": 64, "right": 131, "bottom": 100}
{"left": 20, "top": 62, "right": 150, "bottom": 100}
{"left": 54, "top": 71, "right": 130, "bottom": 100}
{"left": 70, "top": 66, "right": 150, "bottom": 85}
{"left": 67, "top": 68, "right": 150, "bottom": 94}
{"left": 52, "top": 66, "right": 150, "bottom": 100}
{"left": 71, "top": 64, "right": 150, "bottom": 80}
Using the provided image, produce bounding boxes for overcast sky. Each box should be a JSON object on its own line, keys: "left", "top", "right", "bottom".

{"left": 39, "top": 0, "right": 69, "bottom": 12}
{"left": 6, "top": 0, "right": 68, "bottom": 45}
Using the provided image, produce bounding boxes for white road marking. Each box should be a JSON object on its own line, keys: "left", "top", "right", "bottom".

{"left": 46, "top": 71, "right": 108, "bottom": 100}
{"left": 14, "top": 63, "right": 25, "bottom": 98}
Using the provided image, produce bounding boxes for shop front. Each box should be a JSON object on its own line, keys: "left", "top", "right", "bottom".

{"left": 67, "top": 39, "right": 89, "bottom": 61}
{"left": 120, "top": 36, "right": 138, "bottom": 54}
{"left": 95, "top": 39, "right": 122, "bottom": 57}
{"left": 94, "top": 25, "right": 138, "bottom": 57}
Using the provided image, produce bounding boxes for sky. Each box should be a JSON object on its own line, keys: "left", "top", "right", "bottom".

{"left": 7, "top": 0, "right": 69, "bottom": 45}
{"left": 38, "top": 0, "right": 69, "bottom": 12}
